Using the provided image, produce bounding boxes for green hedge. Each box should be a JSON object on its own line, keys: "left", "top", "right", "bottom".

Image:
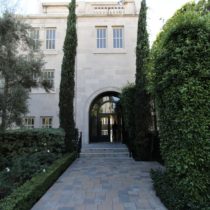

{"left": 150, "top": 1, "right": 210, "bottom": 209}
{"left": 0, "top": 129, "right": 65, "bottom": 158}
{"left": 0, "top": 153, "right": 76, "bottom": 210}
{"left": 151, "top": 170, "right": 188, "bottom": 210}
{"left": 120, "top": 84, "right": 136, "bottom": 146}
{"left": 121, "top": 85, "right": 161, "bottom": 161}
{"left": 0, "top": 128, "right": 66, "bottom": 199}
{"left": 151, "top": 170, "right": 210, "bottom": 210}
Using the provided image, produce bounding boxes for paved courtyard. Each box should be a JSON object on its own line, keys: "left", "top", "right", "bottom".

{"left": 32, "top": 154, "right": 166, "bottom": 210}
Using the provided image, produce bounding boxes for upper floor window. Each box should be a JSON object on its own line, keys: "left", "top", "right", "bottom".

{"left": 96, "top": 27, "right": 107, "bottom": 48}
{"left": 41, "top": 116, "right": 53, "bottom": 128}
{"left": 46, "top": 28, "right": 56, "bottom": 49}
{"left": 113, "top": 27, "right": 124, "bottom": 48}
{"left": 42, "top": 70, "right": 54, "bottom": 89}
{"left": 30, "top": 28, "right": 39, "bottom": 50}
{"left": 23, "top": 117, "right": 35, "bottom": 128}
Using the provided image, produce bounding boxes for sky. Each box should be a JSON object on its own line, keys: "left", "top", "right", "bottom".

{"left": 3, "top": 0, "right": 195, "bottom": 45}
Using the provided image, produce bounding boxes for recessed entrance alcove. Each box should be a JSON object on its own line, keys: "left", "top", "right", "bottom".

{"left": 89, "top": 92, "right": 123, "bottom": 143}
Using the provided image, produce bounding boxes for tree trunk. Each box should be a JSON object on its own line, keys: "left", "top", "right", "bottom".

{"left": 1, "top": 78, "right": 8, "bottom": 131}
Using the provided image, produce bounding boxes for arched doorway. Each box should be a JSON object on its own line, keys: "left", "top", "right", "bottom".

{"left": 89, "top": 92, "right": 123, "bottom": 143}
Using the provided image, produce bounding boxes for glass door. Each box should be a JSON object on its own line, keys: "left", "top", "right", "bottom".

{"left": 99, "top": 115, "right": 110, "bottom": 142}
{"left": 89, "top": 93, "right": 123, "bottom": 143}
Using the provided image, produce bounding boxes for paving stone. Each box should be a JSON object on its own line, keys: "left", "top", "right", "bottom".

{"left": 112, "top": 202, "right": 124, "bottom": 210}
{"left": 84, "top": 204, "right": 98, "bottom": 210}
{"left": 58, "top": 207, "right": 75, "bottom": 210}
{"left": 31, "top": 144, "right": 167, "bottom": 210}
{"left": 74, "top": 205, "right": 85, "bottom": 210}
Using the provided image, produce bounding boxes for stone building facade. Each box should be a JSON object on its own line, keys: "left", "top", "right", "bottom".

{"left": 25, "top": 0, "right": 138, "bottom": 145}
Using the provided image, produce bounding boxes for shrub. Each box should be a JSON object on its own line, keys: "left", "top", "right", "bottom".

{"left": 0, "top": 128, "right": 65, "bottom": 200}
{"left": 120, "top": 84, "right": 136, "bottom": 146}
{"left": 0, "top": 153, "right": 76, "bottom": 210}
{"left": 121, "top": 85, "right": 161, "bottom": 161}
{"left": 151, "top": 170, "right": 210, "bottom": 210}
{"left": 0, "top": 157, "right": 9, "bottom": 171}
{"left": 0, "top": 128, "right": 65, "bottom": 157}
{"left": 9, "top": 152, "right": 58, "bottom": 183}
{"left": 150, "top": 1, "right": 210, "bottom": 208}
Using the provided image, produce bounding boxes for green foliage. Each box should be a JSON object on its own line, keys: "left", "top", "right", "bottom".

{"left": 151, "top": 170, "right": 210, "bottom": 210}
{"left": 0, "top": 128, "right": 65, "bottom": 199}
{"left": 133, "top": 0, "right": 152, "bottom": 160}
{"left": 0, "top": 128, "right": 65, "bottom": 157}
{"left": 150, "top": 1, "right": 210, "bottom": 208}
{"left": 0, "top": 153, "right": 76, "bottom": 210}
{"left": 0, "top": 12, "right": 50, "bottom": 130}
{"left": 136, "top": 0, "right": 149, "bottom": 88}
{"left": 121, "top": 84, "right": 136, "bottom": 145}
{"left": 59, "top": 0, "right": 77, "bottom": 151}
{"left": 0, "top": 152, "right": 58, "bottom": 199}
{"left": 121, "top": 84, "right": 160, "bottom": 161}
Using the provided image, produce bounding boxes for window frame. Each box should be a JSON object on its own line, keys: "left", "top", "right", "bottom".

{"left": 96, "top": 27, "right": 107, "bottom": 49}
{"left": 23, "top": 117, "right": 35, "bottom": 129}
{"left": 30, "top": 28, "right": 40, "bottom": 50}
{"left": 42, "top": 69, "right": 55, "bottom": 89}
{"left": 46, "top": 28, "right": 56, "bottom": 50}
{"left": 41, "top": 116, "right": 53, "bottom": 128}
{"left": 113, "top": 26, "right": 124, "bottom": 49}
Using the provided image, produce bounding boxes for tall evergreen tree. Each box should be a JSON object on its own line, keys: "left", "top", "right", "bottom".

{"left": 135, "top": 0, "right": 152, "bottom": 159}
{"left": 59, "top": 0, "right": 77, "bottom": 151}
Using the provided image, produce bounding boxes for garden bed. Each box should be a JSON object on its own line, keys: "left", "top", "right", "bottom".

{"left": 0, "top": 129, "right": 66, "bottom": 200}
{"left": 0, "top": 153, "right": 76, "bottom": 210}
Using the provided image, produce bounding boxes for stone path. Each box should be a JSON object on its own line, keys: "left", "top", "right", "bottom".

{"left": 31, "top": 151, "right": 167, "bottom": 210}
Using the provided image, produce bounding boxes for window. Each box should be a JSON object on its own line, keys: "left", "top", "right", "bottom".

{"left": 41, "top": 117, "right": 52, "bottom": 128}
{"left": 113, "top": 27, "right": 124, "bottom": 48}
{"left": 32, "top": 72, "right": 39, "bottom": 82}
{"left": 30, "top": 28, "right": 39, "bottom": 50}
{"left": 46, "top": 28, "right": 56, "bottom": 49}
{"left": 23, "top": 117, "right": 35, "bottom": 128}
{"left": 96, "top": 27, "right": 107, "bottom": 48}
{"left": 42, "top": 70, "right": 54, "bottom": 88}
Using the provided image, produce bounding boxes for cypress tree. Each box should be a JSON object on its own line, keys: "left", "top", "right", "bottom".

{"left": 135, "top": 0, "right": 152, "bottom": 160}
{"left": 59, "top": 0, "right": 77, "bottom": 151}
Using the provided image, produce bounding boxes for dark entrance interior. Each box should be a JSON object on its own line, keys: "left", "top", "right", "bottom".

{"left": 89, "top": 92, "right": 123, "bottom": 143}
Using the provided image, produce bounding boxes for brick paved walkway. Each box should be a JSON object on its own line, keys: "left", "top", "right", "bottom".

{"left": 31, "top": 154, "right": 166, "bottom": 210}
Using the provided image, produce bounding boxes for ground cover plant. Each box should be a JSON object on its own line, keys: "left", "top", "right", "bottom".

{"left": 0, "top": 129, "right": 66, "bottom": 200}
{"left": 0, "top": 153, "right": 76, "bottom": 210}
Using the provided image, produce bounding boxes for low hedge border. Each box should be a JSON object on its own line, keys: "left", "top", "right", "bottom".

{"left": 0, "top": 152, "right": 77, "bottom": 210}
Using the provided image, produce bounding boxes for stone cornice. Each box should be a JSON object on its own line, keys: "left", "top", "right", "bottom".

{"left": 23, "top": 14, "right": 138, "bottom": 20}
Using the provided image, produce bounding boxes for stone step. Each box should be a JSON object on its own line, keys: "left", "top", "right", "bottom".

{"left": 81, "top": 148, "right": 128, "bottom": 153}
{"left": 80, "top": 143, "right": 130, "bottom": 158}
{"left": 80, "top": 152, "right": 130, "bottom": 158}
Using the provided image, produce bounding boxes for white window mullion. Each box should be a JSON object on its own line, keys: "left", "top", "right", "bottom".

{"left": 113, "top": 27, "right": 124, "bottom": 48}
{"left": 42, "top": 70, "right": 55, "bottom": 89}
{"left": 96, "top": 27, "right": 107, "bottom": 49}
{"left": 41, "top": 116, "right": 53, "bottom": 128}
{"left": 23, "top": 117, "right": 35, "bottom": 128}
{"left": 46, "top": 28, "right": 56, "bottom": 49}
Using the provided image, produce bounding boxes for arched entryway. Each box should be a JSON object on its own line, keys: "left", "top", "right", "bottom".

{"left": 89, "top": 92, "right": 123, "bottom": 143}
